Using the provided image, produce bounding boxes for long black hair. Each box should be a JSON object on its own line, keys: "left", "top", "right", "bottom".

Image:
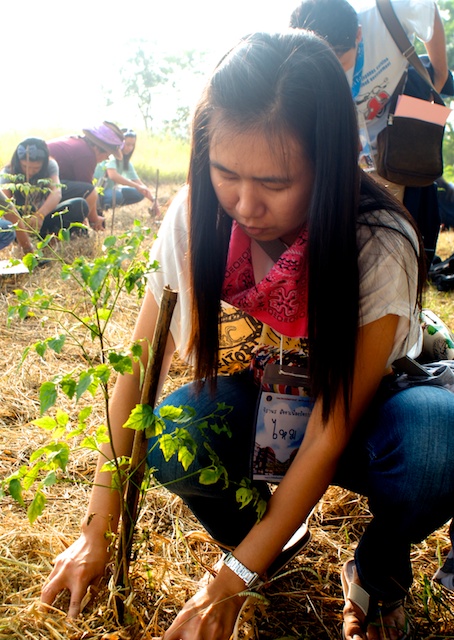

{"left": 119, "top": 128, "right": 137, "bottom": 172}
{"left": 7, "top": 137, "right": 50, "bottom": 182}
{"left": 187, "top": 30, "right": 424, "bottom": 420}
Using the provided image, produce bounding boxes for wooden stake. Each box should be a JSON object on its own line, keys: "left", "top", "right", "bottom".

{"left": 112, "top": 285, "right": 178, "bottom": 618}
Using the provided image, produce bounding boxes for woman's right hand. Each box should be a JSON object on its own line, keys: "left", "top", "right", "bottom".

{"left": 40, "top": 529, "right": 111, "bottom": 618}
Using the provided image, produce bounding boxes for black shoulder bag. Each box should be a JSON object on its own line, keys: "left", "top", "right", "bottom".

{"left": 375, "top": 0, "right": 448, "bottom": 187}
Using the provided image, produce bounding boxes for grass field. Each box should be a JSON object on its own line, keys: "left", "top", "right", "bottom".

{"left": 0, "top": 195, "right": 453, "bottom": 638}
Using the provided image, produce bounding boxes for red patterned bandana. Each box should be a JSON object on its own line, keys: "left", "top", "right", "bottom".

{"left": 222, "top": 221, "right": 309, "bottom": 338}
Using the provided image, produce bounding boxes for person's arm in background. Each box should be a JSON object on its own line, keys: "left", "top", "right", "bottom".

{"left": 34, "top": 169, "right": 62, "bottom": 221}
{"left": 106, "top": 167, "right": 151, "bottom": 198}
{"left": 86, "top": 189, "right": 105, "bottom": 231}
{"left": 71, "top": 147, "right": 106, "bottom": 231}
{"left": 106, "top": 167, "right": 160, "bottom": 215}
{"left": 424, "top": 3, "right": 449, "bottom": 92}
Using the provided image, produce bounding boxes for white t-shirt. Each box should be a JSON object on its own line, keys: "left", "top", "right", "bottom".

{"left": 147, "top": 186, "right": 421, "bottom": 368}
{"left": 347, "top": 0, "right": 435, "bottom": 148}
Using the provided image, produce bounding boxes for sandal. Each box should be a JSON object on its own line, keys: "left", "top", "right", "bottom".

{"left": 433, "top": 546, "right": 454, "bottom": 590}
{"left": 341, "top": 559, "right": 411, "bottom": 639}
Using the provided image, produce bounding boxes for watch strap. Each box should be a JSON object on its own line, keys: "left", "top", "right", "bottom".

{"left": 223, "top": 552, "right": 260, "bottom": 588}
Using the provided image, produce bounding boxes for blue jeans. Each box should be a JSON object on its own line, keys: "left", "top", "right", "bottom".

{"left": 0, "top": 218, "right": 15, "bottom": 249}
{"left": 148, "top": 372, "right": 454, "bottom": 603}
{"left": 101, "top": 187, "right": 144, "bottom": 209}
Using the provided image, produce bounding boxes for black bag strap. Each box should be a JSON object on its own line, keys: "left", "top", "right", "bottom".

{"left": 376, "top": 0, "right": 436, "bottom": 91}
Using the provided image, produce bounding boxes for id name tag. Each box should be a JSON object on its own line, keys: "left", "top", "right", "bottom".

{"left": 251, "top": 363, "right": 314, "bottom": 483}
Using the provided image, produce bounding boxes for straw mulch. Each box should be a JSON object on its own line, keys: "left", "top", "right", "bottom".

{"left": 1, "top": 198, "right": 453, "bottom": 639}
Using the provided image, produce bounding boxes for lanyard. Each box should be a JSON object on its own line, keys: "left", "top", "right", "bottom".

{"left": 351, "top": 38, "right": 364, "bottom": 99}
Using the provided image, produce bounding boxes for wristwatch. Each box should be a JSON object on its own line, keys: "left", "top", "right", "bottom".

{"left": 223, "top": 552, "right": 260, "bottom": 588}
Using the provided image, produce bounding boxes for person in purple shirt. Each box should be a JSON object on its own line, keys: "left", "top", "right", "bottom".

{"left": 47, "top": 122, "right": 123, "bottom": 231}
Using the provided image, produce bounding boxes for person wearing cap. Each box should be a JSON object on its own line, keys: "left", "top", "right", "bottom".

{"left": 47, "top": 122, "right": 124, "bottom": 231}
{"left": 94, "top": 128, "right": 160, "bottom": 216}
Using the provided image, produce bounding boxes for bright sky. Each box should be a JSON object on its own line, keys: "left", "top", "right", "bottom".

{"left": 3, "top": 0, "right": 301, "bottom": 134}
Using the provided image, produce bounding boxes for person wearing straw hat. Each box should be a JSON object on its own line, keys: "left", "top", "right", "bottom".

{"left": 47, "top": 122, "right": 124, "bottom": 231}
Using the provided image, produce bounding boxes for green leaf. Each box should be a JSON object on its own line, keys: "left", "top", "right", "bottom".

{"left": 236, "top": 487, "right": 254, "bottom": 508}
{"left": 48, "top": 334, "right": 66, "bottom": 354}
{"left": 80, "top": 435, "right": 99, "bottom": 451}
{"left": 32, "top": 416, "right": 57, "bottom": 431}
{"left": 66, "top": 424, "right": 85, "bottom": 439}
{"left": 80, "top": 425, "right": 109, "bottom": 450}
{"left": 49, "top": 445, "right": 70, "bottom": 471}
{"left": 8, "top": 478, "right": 24, "bottom": 506}
{"left": 18, "top": 304, "right": 31, "bottom": 320}
{"left": 158, "top": 405, "right": 195, "bottom": 423}
{"left": 158, "top": 434, "right": 178, "bottom": 461}
{"left": 30, "top": 443, "right": 69, "bottom": 471}
{"left": 43, "top": 471, "right": 57, "bottom": 486}
{"left": 123, "top": 404, "right": 157, "bottom": 433}
{"left": 209, "top": 420, "right": 231, "bottom": 435}
{"left": 199, "top": 467, "right": 222, "bottom": 485}
{"left": 60, "top": 376, "right": 77, "bottom": 399}
{"left": 145, "top": 417, "right": 165, "bottom": 439}
{"left": 131, "top": 343, "right": 143, "bottom": 359}
{"left": 76, "top": 371, "right": 94, "bottom": 401}
{"left": 97, "top": 308, "right": 111, "bottom": 321}
{"left": 35, "top": 341, "right": 47, "bottom": 358}
{"left": 29, "top": 447, "right": 47, "bottom": 463}
{"left": 78, "top": 406, "right": 92, "bottom": 423}
{"left": 58, "top": 228, "right": 71, "bottom": 243}
{"left": 178, "top": 446, "right": 195, "bottom": 471}
{"left": 55, "top": 409, "right": 69, "bottom": 428}
{"left": 22, "top": 253, "right": 37, "bottom": 272}
{"left": 100, "top": 456, "right": 131, "bottom": 474}
{"left": 95, "top": 424, "right": 110, "bottom": 444}
{"left": 94, "top": 364, "right": 110, "bottom": 384}
{"left": 27, "top": 490, "right": 46, "bottom": 524}
{"left": 39, "top": 381, "right": 57, "bottom": 414}
{"left": 21, "top": 463, "right": 43, "bottom": 490}
{"left": 89, "top": 265, "right": 109, "bottom": 292}
{"left": 103, "top": 236, "right": 117, "bottom": 248}
{"left": 109, "top": 352, "right": 133, "bottom": 374}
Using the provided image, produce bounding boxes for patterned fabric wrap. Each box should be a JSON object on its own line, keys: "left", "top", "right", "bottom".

{"left": 221, "top": 221, "right": 309, "bottom": 338}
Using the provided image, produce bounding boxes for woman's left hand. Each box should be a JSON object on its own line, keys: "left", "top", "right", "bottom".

{"left": 163, "top": 579, "right": 245, "bottom": 640}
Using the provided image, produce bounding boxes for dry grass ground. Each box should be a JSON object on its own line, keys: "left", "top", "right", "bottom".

{"left": 0, "top": 195, "right": 453, "bottom": 639}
